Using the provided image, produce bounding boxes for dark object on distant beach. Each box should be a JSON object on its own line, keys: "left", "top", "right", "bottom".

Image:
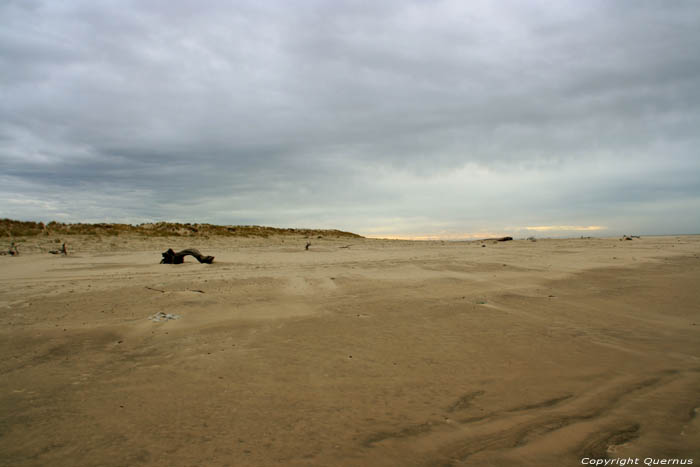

{"left": 160, "top": 248, "right": 214, "bottom": 264}
{"left": 2, "top": 242, "right": 20, "bottom": 256}
{"left": 49, "top": 243, "right": 68, "bottom": 255}
{"left": 483, "top": 236, "right": 513, "bottom": 242}
{"left": 305, "top": 242, "right": 311, "bottom": 250}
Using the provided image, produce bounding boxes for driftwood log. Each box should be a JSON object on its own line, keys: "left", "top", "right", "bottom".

{"left": 161, "top": 248, "right": 214, "bottom": 264}
{"left": 483, "top": 236, "right": 513, "bottom": 242}
{"left": 5, "top": 242, "right": 19, "bottom": 256}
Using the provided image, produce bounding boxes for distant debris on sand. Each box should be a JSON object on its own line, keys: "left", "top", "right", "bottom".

{"left": 483, "top": 236, "right": 513, "bottom": 242}
{"left": 149, "top": 312, "right": 180, "bottom": 322}
{"left": 621, "top": 235, "right": 641, "bottom": 241}
{"left": 161, "top": 248, "right": 214, "bottom": 264}
{"left": 49, "top": 243, "right": 68, "bottom": 255}
{"left": 1, "top": 241, "right": 20, "bottom": 256}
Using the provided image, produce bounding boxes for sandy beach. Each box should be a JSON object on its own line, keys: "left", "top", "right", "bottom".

{"left": 1, "top": 234, "right": 699, "bottom": 466}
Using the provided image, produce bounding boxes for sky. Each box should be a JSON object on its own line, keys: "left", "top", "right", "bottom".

{"left": 1, "top": 0, "right": 699, "bottom": 239}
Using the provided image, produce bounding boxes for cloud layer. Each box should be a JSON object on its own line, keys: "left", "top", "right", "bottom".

{"left": 2, "top": 0, "right": 699, "bottom": 237}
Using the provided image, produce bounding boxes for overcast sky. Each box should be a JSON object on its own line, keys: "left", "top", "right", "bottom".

{"left": 1, "top": 0, "right": 699, "bottom": 238}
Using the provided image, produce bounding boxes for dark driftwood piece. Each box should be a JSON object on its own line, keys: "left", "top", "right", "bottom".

{"left": 483, "top": 236, "right": 513, "bottom": 242}
{"left": 161, "top": 248, "right": 214, "bottom": 264}
{"left": 7, "top": 242, "right": 19, "bottom": 256}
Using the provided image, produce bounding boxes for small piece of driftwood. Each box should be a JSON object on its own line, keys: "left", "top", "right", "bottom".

{"left": 160, "top": 248, "right": 214, "bottom": 264}
{"left": 3, "top": 242, "right": 20, "bottom": 256}
{"left": 483, "top": 236, "right": 513, "bottom": 242}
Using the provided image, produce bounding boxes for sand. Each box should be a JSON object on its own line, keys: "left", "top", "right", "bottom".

{"left": 1, "top": 234, "right": 699, "bottom": 466}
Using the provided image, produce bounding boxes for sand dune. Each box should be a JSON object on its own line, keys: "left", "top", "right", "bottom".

{"left": 1, "top": 235, "right": 699, "bottom": 466}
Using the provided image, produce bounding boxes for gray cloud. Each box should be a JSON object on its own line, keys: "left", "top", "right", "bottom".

{"left": 1, "top": 0, "right": 699, "bottom": 237}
